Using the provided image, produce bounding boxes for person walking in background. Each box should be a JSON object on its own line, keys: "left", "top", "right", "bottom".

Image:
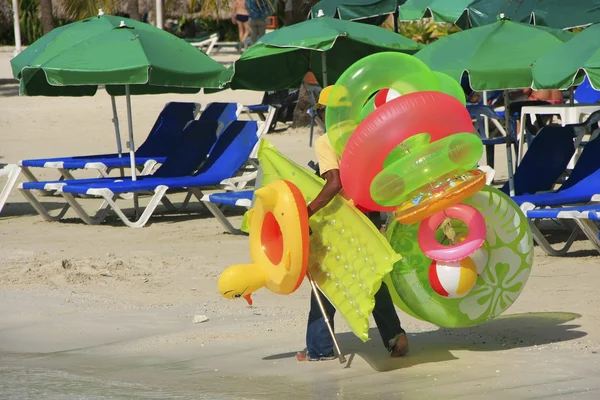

{"left": 246, "top": 0, "right": 276, "bottom": 44}
{"left": 232, "top": 0, "right": 250, "bottom": 51}
{"left": 284, "top": 0, "right": 293, "bottom": 26}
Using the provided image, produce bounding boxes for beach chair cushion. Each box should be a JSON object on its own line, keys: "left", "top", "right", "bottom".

{"left": 559, "top": 132, "right": 600, "bottom": 191}
{"left": 60, "top": 121, "right": 259, "bottom": 195}
{"left": 204, "top": 190, "right": 253, "bottom": 208}
{"left": 136, "top": 102, "right": 199, "bottom": 157}
{"left": 501, "top": 126, "right": 576, "bottom": 196}
{"left": 153, "top": 120, "right": 220, "bottom": 178}
{"left": 199, "top": 102, "right": 242, "bottom": 135}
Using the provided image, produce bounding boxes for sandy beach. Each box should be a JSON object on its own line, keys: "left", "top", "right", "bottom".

{"left": 1, "top": 47, "right": 600, "bottom": 399}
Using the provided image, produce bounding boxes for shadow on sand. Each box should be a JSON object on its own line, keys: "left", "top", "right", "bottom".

{"left": 263, "top": 312, "right": 586, "bottom": 372}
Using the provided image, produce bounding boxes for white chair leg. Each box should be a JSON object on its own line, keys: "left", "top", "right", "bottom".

{"left": 574, "top": 219, "right": 600, "bottom": 254}
{"left": 18, "top": 187, "right": 71, "bottom": 221}
{"left": 0, "top": 164, "right": 21, "bottom": 214}
{"left": 202, "top": 201, "right": 243, "bottom": 234}
{"left": 63, "top": 186, "right": 170, "bottom": 228}
{"left": 529, "top": 220, "right": 579, "bottom": 256}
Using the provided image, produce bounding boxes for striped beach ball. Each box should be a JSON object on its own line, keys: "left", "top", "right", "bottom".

{"left": 374, "top": 88, "right": 401, "bottom": 108}
{"left": 428, "top": 257, "right": 478, "bottom": 298}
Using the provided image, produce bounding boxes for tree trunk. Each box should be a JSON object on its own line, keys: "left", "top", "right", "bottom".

{"left": 290, "top": 0, "right": 319, "bottom": 128}
{"left": 128, "top": 0, "right": 141, "bottom": 20}
{"left": 39, "top": 0, "right": 55, "bottom": 34}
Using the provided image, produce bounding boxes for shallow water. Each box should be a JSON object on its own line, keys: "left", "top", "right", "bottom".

{"left": 0, "top": 366, "right": 243, "bottom": 400}
{"left": 0, "top": 354, "right": 246, "bottom": 400}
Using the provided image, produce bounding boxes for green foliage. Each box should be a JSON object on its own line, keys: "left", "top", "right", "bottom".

{"left": 61, "top": 0, "right": 117, "bottom": 21}
{"left": 17, "top": 0, "right": 43, "bottom": 45}
{"left": 399, "top": 18, "right": 461, "bottom": 44}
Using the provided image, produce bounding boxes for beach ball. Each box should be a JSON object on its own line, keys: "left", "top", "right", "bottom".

{"left": 374, "top": 88, "right": 401, "bottom": 108}
{"left": 428, "top": 258, "right": 478, "bottom": 298}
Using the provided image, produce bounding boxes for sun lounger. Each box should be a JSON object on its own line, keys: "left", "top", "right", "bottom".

{"left": 185, "top": 33, "right": 219, "bottom": 55}
{"left": 20, "top": 120, "right": 261, "bottom": 227}
{"left": 200, "top": 190, "right": 254, "bottom": 234}
{"left": 499, "top": 126, "right": 576, "bottom": 196}
{"left": 468, "top": 104, "right": 519, "bottom": 170}
{"left": 19, "top": 102, "right": 201, "bottom": 179}
{"left": 521, "top": 203, "right": 600, "bottom": 256}
{"left": 0, "top": 164, "right": 20, "bottom": 214}
{"left": 510, "top": 132, "right": 600, "bottom": 208}
{"left": 242, "top": 104, "right": 277, "bottom": 133}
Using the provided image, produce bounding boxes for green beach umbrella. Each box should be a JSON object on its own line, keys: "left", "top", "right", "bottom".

{"left": 220, "top": 16, "right": 423, "bottom": 91}
{"left": 11, "top": 13, "right": 226, "bottom": 181}
{"left": 400, "top": 0, "right": 600, "bottom": 30}
{"left": 309, "top": 0, "right": 405, "bottom": 31}
{"left": 414, "top": 20, "right": 573, "bottom": 90}
{"left": 532, "top": 23, "right": 600, "bottom": 90}
{"left": 468, "top": 0, "right": 600, "bottom": 30}
{"left": 415, "top": 19, "right": 572, "bottom": 197}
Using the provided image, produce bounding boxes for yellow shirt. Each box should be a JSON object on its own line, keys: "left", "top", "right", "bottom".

{"left": 314, "top": 134, "right": 340, "bottom": 175}
{"left": 314, "top": 134, "right": 353, "bottom": 204}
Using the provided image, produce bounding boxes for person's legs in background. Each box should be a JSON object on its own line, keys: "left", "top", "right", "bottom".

{"left": 249, "top": 18, "right": 267, "bottom": 44}
{"left": 236, "top": 16, "right": 250, "bottom": 48}
{"left": 284, "top": 0, "right": 293, "bottom": 26}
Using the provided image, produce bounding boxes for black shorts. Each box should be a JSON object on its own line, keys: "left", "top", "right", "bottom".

{"left": 236, "top": 14, "right": 249, "bottom": 22}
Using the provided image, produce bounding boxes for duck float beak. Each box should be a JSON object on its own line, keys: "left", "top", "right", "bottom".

{"left": 243, "top": 293, "right": 253, "bottom": 306}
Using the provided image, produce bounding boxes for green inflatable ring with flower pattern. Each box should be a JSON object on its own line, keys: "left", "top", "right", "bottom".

{"left": 384, "top": 186, "right": 534, "bottom": 327}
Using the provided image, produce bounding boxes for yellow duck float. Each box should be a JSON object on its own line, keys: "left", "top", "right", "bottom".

{"left": 218, "top": 180, "right": 310, "bottom": 305}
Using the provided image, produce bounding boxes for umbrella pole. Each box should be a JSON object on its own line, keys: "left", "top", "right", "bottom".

{"left": 12, "top": 0, "right": 21, "bottom": 55}
{"left": 393, "top": 10, "right": 399, "bottom": 33}
{"left": 504, "top": 90, "right": 515, "bottom": 196}
{"left": 125, "top": 84, "right": 140, "bottom": 216}
{"left": 483, "top": 91, "right": 489, "bottom": 138}
{"left": 110, "top": 96, "right": 125, "bottom": 177}
{"left": 156, "top": 0, "right": 163, "bottom": 29}
{"left": 321, "top": 53, "right": 328, "bottom": 87}
{"left": 306, "top": 269, "right": 346, "bottom": 364}
{"left": 569, "top": 87, "right": 574, "bottom": 106}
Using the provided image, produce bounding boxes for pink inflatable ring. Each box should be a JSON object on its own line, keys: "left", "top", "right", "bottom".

{"left": 339, "top": 91, "right": 474, "bottom": 212}
{"left": 417, "top": 203, "right": 486, "bottom": 263}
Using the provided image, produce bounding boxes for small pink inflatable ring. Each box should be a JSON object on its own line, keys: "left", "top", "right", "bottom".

{"left": 418, "top": 203, "right": 486, "bottom": 263}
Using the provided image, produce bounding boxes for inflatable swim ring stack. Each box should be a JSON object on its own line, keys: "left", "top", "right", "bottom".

{"left": 217, "top": 52, "right": 534, "bottom": 339}
{"left": 324, "top": 52, "right": 534, "bottom": 328}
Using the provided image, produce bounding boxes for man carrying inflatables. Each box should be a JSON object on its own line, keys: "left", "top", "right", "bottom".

{"left": 295, "top": 86, "right": 409, "bottom": 362}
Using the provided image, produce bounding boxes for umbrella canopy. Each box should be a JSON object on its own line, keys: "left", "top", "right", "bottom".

{"left": 532, "top": 23, "right": 600, "bottom": 90}
{"left": 220, "top": 17, "right": 423, "bottom": 91}
{"left": 11, "top": 14, "right": 226, "bottom": 96}
{"left": 415, "top": 20, "right": 573, "bottom": 90}
{"left": 309, "top": 0, "right": 402, "bottom": 21}
{"left": 10, "top": 14, "right": 227, "bottom": 187}
{"left": 400, "top": 0, "right": 600, "bottom": 30}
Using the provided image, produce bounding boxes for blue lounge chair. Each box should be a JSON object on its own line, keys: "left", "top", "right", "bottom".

{"left": 468, "top": 104, "right": 519, "bottom": 170}
{"left": 574, "top": 76, "right": 600, "bottom": 104}
{"left": 522, "top": 203, "right": 600, "bottom": 256}
{"left": 200, "top": 190, "right": 254, "bottom": 234}
{"left": 20, "top": 120, "right": 261, "bottom": 228}
{"left": 511, "top": 133, "right": 600, "bottom": 208}
{"left": 19, "top": 102, "right": 201, "bottom": 180}
{"left": 19, "top": 102, "right": 243, "bottom": 176}
{"left": 499, "top": 126, "right": 576, "bottom": 196}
